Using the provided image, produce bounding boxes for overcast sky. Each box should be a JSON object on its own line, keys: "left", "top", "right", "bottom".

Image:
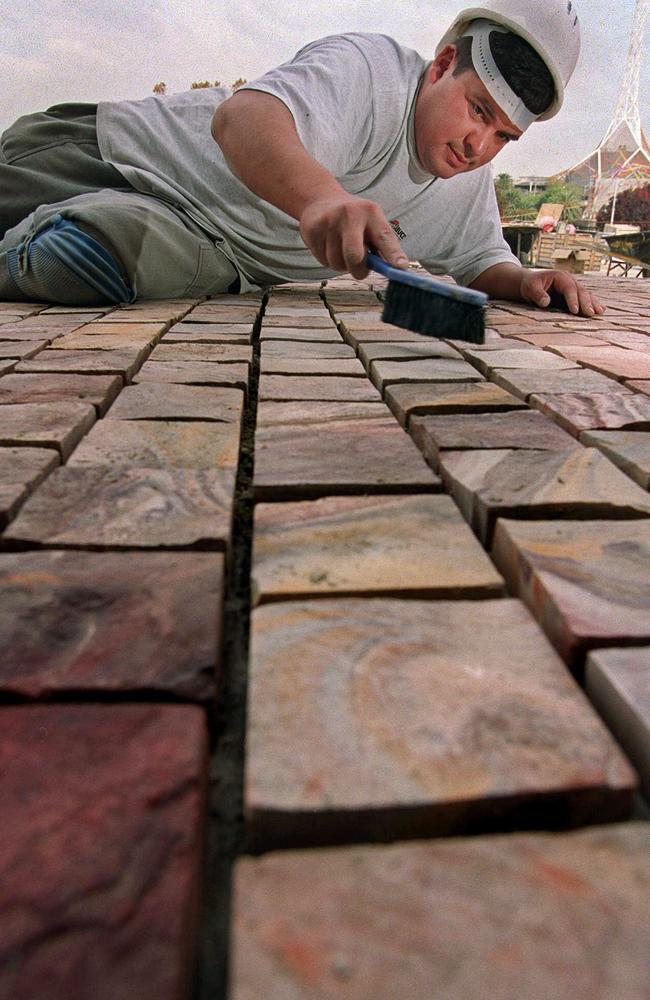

{"left": 4, "top": 0, "right": 649, "bottom": 178}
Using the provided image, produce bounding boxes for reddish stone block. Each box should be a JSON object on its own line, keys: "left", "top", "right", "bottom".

{"left": 256, "top": 401, "right": 390, "bottom": 428}
{"left": 0, "top": 340, "right": 48, "bottom": 359}
{"left": 580, "top": 430, "right": 650, "bottom": 488}
{"left": 259, "top": 327, "right": 344, "bottom": 343}
{"left": 410, "top": 411, "right": 573, "bottom": 465}
{"left": 547, "top": 346, "right": 650, "bottom": 381}
{"left": 148, "top": 343, "right": 252, "bottom": 364}
{"left": 628, "top": 380, "right": 650, "bottom": 395}
{"left": 492, "top": 368, "right": 631, "bottom": 400}
{"left": 492, "top": 518, "right": 650, "bottom": 669}
{"left": 358, "top": 341, "right": 460, "bottom": 365}
{"left": 260, "top": 341, "right": 354, "bottom": 359}
{"left": 246, "top": 598, "right": 634, "bottom": 849}
{"left": 183, "top": 305, "right": 260, "bottom": 325}
{"left": 68, "top": 419, "right": 241, "bottom": 471}
{"left": 530, "top": 391, "right": 650, "bottom": 436}
{"left": 385, "top": 381, "right": 528, "bottom": 427}
{"left": 0, "top": 550, "right": 224, "bottom": 700}
{"left": 4, "top": 466, "right": 235, "bottom": 549}
{"left": 370, "top": 357, "right": 483, "bottom": 393}
{"left": 0, "top": 401, "right": 95, "bottom": 459}
{"left": 0, "top": 447, "right": 59, "bottom": 527}
{"left": 167, "top": 322, "right": 254, "bottom": 341}
{"left": 260, "top": 357, "right": 366, "bottom": 377}
{"left": 0, "top": 373, "right": 122, "bottom": 415}
{"left": 254, "top": 418, "right": 438, "bottom": 499}
{"left": 134, "top": 360, "right": 249, "bottom": 392}
{"left": 0, "top": 703, "right": 207, "bottom": 1000}
{"left": 231, "top": 824, "right": 650, "bottom": 1000}
{"left": 440, "top": 447, "right": 650, "bottom": 545}
{"left": 106, "top": 383, "right": 244, "bottom": 423}
{"left": 15, "top": 348, "right": 143, "bottom": 380}
{"left": 462, "top": 348, "right": 579, "bottom": 375}
{"left": 258, "top": 375, "right": 380, "bottom": 402}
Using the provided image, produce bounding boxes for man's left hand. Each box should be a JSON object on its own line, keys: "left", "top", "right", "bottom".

{"left": 520, "top": 268, "right": 605, "bottom": 318}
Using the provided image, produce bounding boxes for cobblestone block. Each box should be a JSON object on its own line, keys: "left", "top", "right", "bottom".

{"left": 386, "top": 381, "right": 528, "bottom": 427}
{"left": 134, "top": 360, "right": 249, "bottom": 392}
{"left": 246, "top": 598, "right": 634, "bottom": 849}
{"left": 0, "top": 340, "right": 48, "bottom": 359}
{"left": 586, "top": 647, "right": 650, "bottom": 799}
{"left": 370, "top": 358, "right": 484, "bottom": 392}
{"left": 182, "top": 305, "right": 259, "bottom": 325}
{"left": 530, "top": 391, "right": 650, "bottom": 436}
{"left": 411, "top": 411, "right": 574, "bottom": 464}
{"left": 56, "top": 319, "right": 166, "bottom": 338}
{"left": 106, "top": 383, "right": 243, "bottom": 423}
{"left": 254, "top": 418, "right": 438, "bottom": 499}
{"left": 262, "top": 315, "right": 337, "bottom": 329}
{"left": 256, "top": 400, "right": 389, "bottom": 427}
{"left": 49, "top": 332, "right": 159, "bottom": 353}
{"left": 441, "top": 447, "right": 650, "bottom": 545}
{"left": 628, "top": 380, "right": 650, "bottom": 395}
{"left": 68, "top": 419, "right": 240, "bottom": 471}
{"left": 252, "top": 494, "right": 503, "bottom": 603}
{"left": 0, "top": 447, "right": 59, "bottom": 527}
{"left": 166, "top": 322, "right": 254, "bottom": 341}
{"left": 4, "top": 466, "right": 235, "bottom": 549}
{"left": 0, "top": 373, "right": 121, "bottom": 415}
{"left": 94, "top": 300, "right": 194, "bottom": 323}
{"left": 492, "top": 519, "right": 650, "bottom": 668}
{"left": 148, "top": 343, "right": 252, "bottom": 365}
{"left": 0, "top": 550, "right": 224, "bottom": 700}
{"left": 16, "top": 348, "right": 144, "bottom": 380}
{"left": 231, "top": 824, "right": 650, "bottom": 1000}
{"left": 547, "top": 346, "right": 650, "bottom": 381}
{"left": 0, "top": 314, "right": 101, "bottom": 339}
{"left": 341, "top": 327, "right": 425, "bottom": 349}
{"left": 258, "top": 375, "right": 380, "bottom": 402}
{"left": 0, "top": 360, "right": 16, "bottom": 375}
{"left": 463, "top": 348, "right": 580, "bottom": 375}
{"left": 259, "top": 326, "right": 344, "bottom": 343}
{"left": 0, "top": 401, "right": 95, "bottom": 459}
{"left": 0, "top": 302, "right": 45, "bottom": 316}
{"left": 260, "top": 341, "right": 354, "bottom": 359}
{"left": 0, "top": 703, "right": 207, "bottom": 1000}
{"left": 579, "top": 430, "right": 650, "bottom": 489}
{"left": 358, "top": 341, "right": 460, "bottom": 365}
{"left": 492, "top": 368, "right": 632, "bottom": 401}
{"left": 506, "top": 332, "right": 610, "bottom": 347}
{"left": 260, "top": 357, "right": 366, "bottom": 377}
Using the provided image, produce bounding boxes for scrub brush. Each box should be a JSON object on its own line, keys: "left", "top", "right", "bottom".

{"left": 367, "top": 251, "right": 486, "bottom": 344}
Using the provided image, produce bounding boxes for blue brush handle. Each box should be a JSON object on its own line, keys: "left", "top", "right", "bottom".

{"left": 367, "top": 251, "right": 488, "bottom": 308}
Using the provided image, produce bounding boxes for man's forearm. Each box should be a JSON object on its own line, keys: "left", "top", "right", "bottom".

{"left": 211, "top": 90, "right": 345, "bottom": 221}
{"left": 469, "top": 262, "right": 524, "bottom": 300}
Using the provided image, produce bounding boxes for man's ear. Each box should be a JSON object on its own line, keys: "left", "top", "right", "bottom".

{"left": 429, "top": 44, "right": 457, "bottom": 83}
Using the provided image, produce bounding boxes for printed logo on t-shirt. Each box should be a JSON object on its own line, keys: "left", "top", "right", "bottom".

{"left": 389, "top": 219, "right": 406, "bottom": 240}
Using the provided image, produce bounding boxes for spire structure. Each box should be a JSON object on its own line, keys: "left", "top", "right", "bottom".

{"left": 561, "top": 0, "right": 650, "bottom": 218}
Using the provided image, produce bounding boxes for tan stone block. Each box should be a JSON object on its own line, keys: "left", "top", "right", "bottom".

{"left": 106, "top": 383, "right": 243, "bottom": 423}
{"left": 260, "top": 357, "right": 366, "bottom": 377}
{"left": 580, "top": 430, "right": 650, "bottom": 488}
{"left": 252, "top": 494, "right": 504, "bottom": 603}
{"left": 68, "top": 419, "right": 240, "bottom": 470}
{"left": 246, "top": 598, "right": 635, "bottom": 849}
{"left": 0, "top": 401, "right": 95, "bottom": 459}
{"left": 256, "top": 401, "right": 389, "bottom": 427}
{"left": 492, "top": 368, "right": 633, "bottom": 401}
{"left": 370, "top": 358, "right": 484, "bottom": 392}
{"left": 148, "top": 343, "right": 252, "bottom": 364}
{"left": 547, "top": 346, "right": 650, "bottom": 381}
{"left": 0, "top": 447, "right": 59, "bottom": 527}
{"left": 530, "top": 391, "right": 650, "bottom": 436}
{"left": 259, "top": 327, "right": 344, "bottom": 343}
{"left": 386, "top": 381, "right": 527, "bottom": 427}
{"left": 358, "top": 341, "right": 460, "bottom": 365}
{"left": 258, "top": 375, "right": 380, "bottom": 402}
{"left": 462, "top": 348, "right": 579, "bottom": 375}
{"left": 260, "top": 340, "right": 354, "bottom": 359}
{"left": 0, "top": 340, "right": 48, "bottom": 360}
{"left": 15, "top": 349, "right": 143, "bottom": 380}
{"left": 0, "top": 374, "right": 121, "bottom": 416}
{"left": 167, "top": 322, "right": 254, "bottom": 340}
{"left": 411, "top": 411, "right": 574, "bottom": 464}
{"left": 134, "top": 360, "right": 249, "bottom": 392}
{"left": 492, "top": 519, "right": 650, "bottom": 668}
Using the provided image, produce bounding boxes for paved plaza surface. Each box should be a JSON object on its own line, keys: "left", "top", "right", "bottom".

{"left": 1, "top": 272, "right": 650, "bottom": 999}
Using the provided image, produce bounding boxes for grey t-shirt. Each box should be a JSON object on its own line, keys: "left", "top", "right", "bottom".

{"left": 97, "top": 32, "right": 518, "bottom": 289}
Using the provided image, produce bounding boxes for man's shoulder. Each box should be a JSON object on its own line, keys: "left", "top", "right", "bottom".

{"left": 295, "top": 32, "right": 424, "bottom": 69}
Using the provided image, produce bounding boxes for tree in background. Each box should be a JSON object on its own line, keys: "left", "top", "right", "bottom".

{"left": 597, "top": 184, "right": 650, "bottom": 226}
{"left": 191, "top": 80, "right": 221, "bottom": 89}
{"left": 494, "top": 173, "right": 537, "bottom": 222}
{"left": 539, "top": 180, "right": 584, "bottom": 222}
{"left": 152, "top": 82, "right": 166, "bottom": 94}
{"left": 153, "top": 78, "right": 246, "bottom": 94}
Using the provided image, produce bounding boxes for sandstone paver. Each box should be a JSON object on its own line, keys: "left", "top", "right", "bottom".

{"left": 0, "top": 550, "right": 224, "bottom": 700}
{"left": 492, "top": 519, "right": 650, "bottom": 668}
{"left": 15, "top": 348, "right": 144, "bottom": 380}
{"left": 254, "top": 418, "right": 438, "bottom": 499}
{"left": 410, "top": 411, "right": 574, "bottom": 463}
{"left": 628, "top": 380, "right": 650, "bottom": 395}
{"left": 246, "top": 598, "right": 634, "bottom": 849}
{"left": 0, "top": 373, "right": 122, "bottom": 415}
{"left": 134, "top": 360, "right": 249, "bottom": 392}
{"left": 386, "top": 381, "right": 528, "bottom": 427}
{"left": 260, "top": 341, "right": 354, "bottom": 359}
{"left": 370, "top": 357, "right": 484, "bottom": 392}
{"left": 462, "top": 348, "right": 580, "bottom": 375}
{"left": 580, "top": 430, "right": 650, "bottom": 488}
{"left": 256, "top": 401, "right": 391, "bottom": 427}
{"left": 166, "top": 322, "right": 254, "bottom": 341}
{"left": 252, "top": 495, "right": 504, "bottom": 603}
{"left": 358, "top": 341, "right": 461, "bottom": 364}
{"left": 505, "top": 331, "right": 610, "bottom": 347}
{"left": 0, "top": 447, "right": 59, "bottom": 527}
{"left": 0, "top": 401, "right": 95, "bottom": 459}
{"left": 491, "top": 368, "right": 632, "bottom": 400}
{"left": 586, "top": 647, "right": 650, "bottom": 799}
{"left": 0, "top": 340, "right": 48, "bottom": 359}
{"left": 148, "top": 343, "right": 252, "bottom": 364}
{"left": 68, "top": 419, "right": 241, "bottom": 471}
{"left": 440, "top": 447, "right": 650, "bottom": 545}
{"left": 341, "top": 327, "right": 426, "bottom": 349}
{"left": 259, "top": 326, "right": 344, "bottom": 343}
{"left": 258, "top": 375, "right": 380, "bottom": 402}
{"left": 0, "top": 703, "right": 207, "bottom": 1000}
{"left": 106, "top": 383, "right": 244, "bottom": 423}
{"left": 183, "top": 306, "right": 259, "bottom": 325}
{"left": 260, "top": 357, "right": 366, "bottom": 377}
{"left": 262, "top": 314, "right": 336, "bottom": 329}
{"left": 546, "top": 346, "right": 650, "bottom": 381}
{"left": 530, "top": 391, "right": 650, "bottom": 436}
{"left": 231, "top": 824, "right": 650, "bottom": 1000}
{"left": 4, "top": 466, "right": 236, "bottom": 549}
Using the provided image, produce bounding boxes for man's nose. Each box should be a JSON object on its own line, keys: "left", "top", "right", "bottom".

{"left": 464, "top": 125, "right": 491, "bottom": 161}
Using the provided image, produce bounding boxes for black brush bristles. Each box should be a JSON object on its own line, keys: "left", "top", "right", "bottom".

{"left": 381, "top": 280, "right": 485, "bottom": 343}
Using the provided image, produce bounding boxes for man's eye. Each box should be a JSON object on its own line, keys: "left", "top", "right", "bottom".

{"left": 498, "top": 133, "right": 511, "bottom": 143}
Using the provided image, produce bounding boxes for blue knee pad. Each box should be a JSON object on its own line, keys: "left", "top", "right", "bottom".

{"left": 6, "top": 215, "right": 135, "bottom": 305}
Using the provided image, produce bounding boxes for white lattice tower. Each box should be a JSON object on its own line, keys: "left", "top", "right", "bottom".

{"left": 602, "top": 0, "right": 648, "bottom": 149}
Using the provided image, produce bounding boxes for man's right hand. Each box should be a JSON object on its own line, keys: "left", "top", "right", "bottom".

{"left": 299, "top": 195, "right": 410, "bottom": 279}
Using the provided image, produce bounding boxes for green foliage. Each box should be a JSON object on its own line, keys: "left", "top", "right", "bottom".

{"left": 152, "top": 81, "right": 166, "bottom": 95}
{"left": 494, "top": 173, "right": 537, "bottom": 222}
{"left": 538, "top": 180, "right": 584, "bottom": 221}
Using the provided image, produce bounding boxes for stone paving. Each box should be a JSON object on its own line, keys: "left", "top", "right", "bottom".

{"left": 1, "top": 274, "right": 650, "bottom": 998}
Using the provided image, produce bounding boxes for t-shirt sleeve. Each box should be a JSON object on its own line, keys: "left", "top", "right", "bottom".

{"left": 419, "top": 168, "right": 520, "bottom": 286}
{"left": 238, "top": 34, "right": 376, "bottom": 178}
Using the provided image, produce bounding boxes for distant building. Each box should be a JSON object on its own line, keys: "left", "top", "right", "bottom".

{"left": 512, "top": 176, "right": 549, "bottom": 195}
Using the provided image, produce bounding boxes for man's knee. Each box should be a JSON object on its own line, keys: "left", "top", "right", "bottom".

{"left": 2, "top": 214, "right": 134, "bottom": 306}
